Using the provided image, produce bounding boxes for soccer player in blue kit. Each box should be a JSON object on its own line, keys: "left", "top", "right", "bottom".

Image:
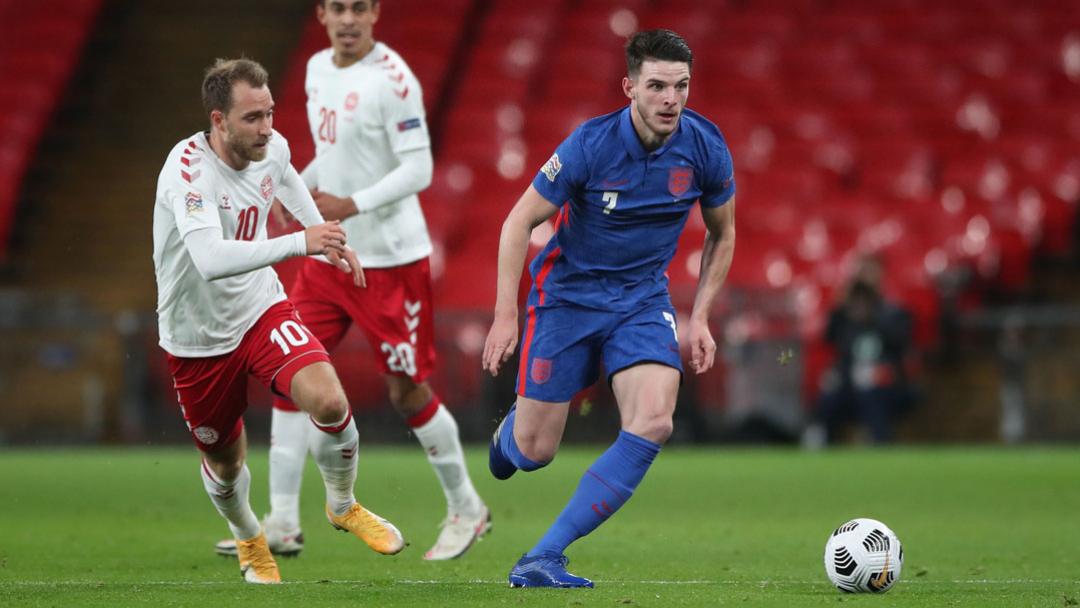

{"left": 481, "top": 30, "right": 737, "bottom": 588}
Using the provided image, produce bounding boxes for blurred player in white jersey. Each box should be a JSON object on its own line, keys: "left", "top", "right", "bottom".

{"left": 214, "top": 0, "right": 489, "bottom": 562}
{"left": 155, "top": 58, "right": 405, "bottom": 584}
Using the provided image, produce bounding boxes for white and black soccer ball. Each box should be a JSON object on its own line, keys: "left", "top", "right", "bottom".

{"left": 823, "top": 518, "right": 903, "bottom": 593}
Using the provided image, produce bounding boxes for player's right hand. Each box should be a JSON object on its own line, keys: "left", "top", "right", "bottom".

{"left": 304, "top": 221, "right": 347, "bottom": 255}
{"left": 482, "top": 313, "right": 519, "bottom": 376}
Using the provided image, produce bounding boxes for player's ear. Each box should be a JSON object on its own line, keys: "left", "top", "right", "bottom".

{"left": 622, "top": 77, "right": 634, "bottom": 100}
{"left": 209, "top": 109, "right": 225, "bottom": 131}
{"left": 316, "top": 1, "right": 327, "bottom": 24}
{"left": 371, "top": 0, "right": 380, "bottom": 24}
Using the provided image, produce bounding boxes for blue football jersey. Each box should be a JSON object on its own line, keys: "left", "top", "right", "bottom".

{"left": 529, "top": 106, "right": 736, "bottom": 310}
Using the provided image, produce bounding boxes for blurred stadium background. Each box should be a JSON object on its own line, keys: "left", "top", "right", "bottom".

{"left": 0, "top": 0, "right": 1078, "bottom": 448}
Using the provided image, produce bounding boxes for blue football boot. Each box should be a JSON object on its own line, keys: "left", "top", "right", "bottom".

{"left": 489, "top": 404, "right": 518, "bottom": 480}
{"left": 508, "top": 553, "right": 594, "bottom": 588}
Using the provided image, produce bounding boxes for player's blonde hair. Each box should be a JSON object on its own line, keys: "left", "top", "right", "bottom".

{"left": 201, "top": 58, "right": 269, "bottom": 119}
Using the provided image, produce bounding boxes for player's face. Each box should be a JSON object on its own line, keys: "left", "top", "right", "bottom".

{"left": 318, "top": 0, "right": 380, "bottom": 66}
{"left": 213, "top": 82, "right": 274, "bottom": 167}
{"left": 623, "top": 60, "right": 690, "bottom": 148}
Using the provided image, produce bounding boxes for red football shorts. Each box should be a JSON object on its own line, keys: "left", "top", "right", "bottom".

{"left": 272, "top": 257, "right": 436, "bottom": 412}
{"left": 166, "top": 300, "right": 330, "bottom": 451}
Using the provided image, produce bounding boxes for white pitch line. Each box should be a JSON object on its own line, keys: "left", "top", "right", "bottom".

{"left": 1, "top": 579, "right": 1077, "bottom": 587}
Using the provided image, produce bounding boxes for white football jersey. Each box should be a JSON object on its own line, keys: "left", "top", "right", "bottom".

{"left": 153, "top": 130, "right": 293, "bottom": 357}
{"left": 305, "top": 42, "right": 432, "bottom": 267}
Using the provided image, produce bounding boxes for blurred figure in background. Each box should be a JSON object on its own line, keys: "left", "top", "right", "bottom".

{"left": 805, "top": 254, "right": 914, "bottom": 446}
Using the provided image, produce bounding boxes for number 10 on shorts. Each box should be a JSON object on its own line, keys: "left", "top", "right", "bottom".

{"left": 269, "top": 320, "right": 312, "bottom": 355}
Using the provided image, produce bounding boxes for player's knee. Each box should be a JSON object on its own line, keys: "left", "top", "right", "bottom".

{"left": 207, "top": 454, "right": 245, "bottom": 482}
{"left": 386, "top": 383, "right": 414, "bottom": 414}
{"left": 629, "top": 414, "right": 674, "bottom": 445}
{"left": 516, "top": 431, "right": 559, "bottom": 465}
{"left": 305, "top": 388, "right": 349, "bottom": 425}
{"left": 384, "top": 376, "right": 428, "bottom": 417}
{"left": 387, "top": 386, "right": 405, "bottom": 410}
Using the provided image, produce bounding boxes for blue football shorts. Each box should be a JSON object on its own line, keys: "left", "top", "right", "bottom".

{"left": 515, "top": 298, "right": 683, "bottom": 403}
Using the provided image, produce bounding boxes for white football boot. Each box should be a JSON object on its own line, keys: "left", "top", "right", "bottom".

{"left": 423, "top": 503, "right": 492, "bottom": 560}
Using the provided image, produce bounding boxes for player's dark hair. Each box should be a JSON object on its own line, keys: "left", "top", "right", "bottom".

{"left": 201, "top": 58, "right": 269, "bottom": 119}
{"left": 625, "top": 29, "right": 693, "bottom": 77}
{"left": 317, "top": 0, "right": 379, "bottom": 6}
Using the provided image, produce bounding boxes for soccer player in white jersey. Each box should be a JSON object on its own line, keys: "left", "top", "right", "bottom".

{"left": 213, "top": 0, "right": 489, "bottom": 562}
{"left": 154, "top": 58, "right": 406, "bottom": 584}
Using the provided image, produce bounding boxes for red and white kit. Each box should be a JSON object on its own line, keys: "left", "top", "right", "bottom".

{"left": 289, "top": 257, "right": 435, "bottom": 382}
{"left": 303, "top": 42, "right": 432, "bottom": 267}
{"left": 153, "top": 130, "right": 330, "bottom": 449}
{"left": 168, "top": 301, "right": 329, "bottom": 450}
{"left": 287, "top": 42, "right": 437, "bottom": 388}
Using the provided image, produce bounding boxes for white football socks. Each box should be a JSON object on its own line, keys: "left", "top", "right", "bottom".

{"left": 268, "top": 408, "right": 309, "bottom": 529}
{"left": 309, "top": 410, "right": 359, "bottom": 516}
{"left": 200, "top": 460, "right": 261, "bottom": 540}
{"left": 412, "top": 404, "right": 482, "bottom": 517}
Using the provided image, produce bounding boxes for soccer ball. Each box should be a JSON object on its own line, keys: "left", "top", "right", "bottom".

{"left": 823, "top": 518, "right": 903, "bottom": 593}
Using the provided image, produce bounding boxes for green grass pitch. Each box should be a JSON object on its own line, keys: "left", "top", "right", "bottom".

{"left": 1, "top": 445, "right": 1078, "bottom": 606}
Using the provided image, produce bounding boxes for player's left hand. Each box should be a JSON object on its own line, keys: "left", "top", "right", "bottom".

{"left": 326, "top": 245, "right": 366, "bottom": 288}
{"left": 482, "top": 312, "right": 519, "bottom": 376}
{"left": 313, "top": 189, "right": 359, "bottom": 221}
{"left": 687, "top": 317, "right": 716, "bottom": 374}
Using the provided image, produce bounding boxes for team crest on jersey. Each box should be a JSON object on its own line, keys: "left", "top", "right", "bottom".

{"left": 345, "top": 91, "right": 359, "bottom": 111}
{"left": 193, "top": 426, "right": 219, "bottom": 445}
{"left": 668, "top": 167, "right": 693, "bottom": 198}
{"left": 541, "top": 153, "right": 562, "bottom": 182}
{"left": 260, "top": 175, "right": 274, "bottom": 202}
{"left": 531, "top": 357, "right": 552, "bottom": 384}
{"left": 185, "top": 192, "right": 204, "bottom": 215}
{"left": 219, "top": 194, "right": 232, "bottom": 210}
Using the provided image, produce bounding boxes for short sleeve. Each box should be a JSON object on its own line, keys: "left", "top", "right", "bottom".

{"left": 700, "top": 138, "right": 736, "bottom": 208}
{"left": 380, "top": 72, "right": 430, "bottom": 154}
{"left": 531, "top": 126, "right": 589, "bottom": 207}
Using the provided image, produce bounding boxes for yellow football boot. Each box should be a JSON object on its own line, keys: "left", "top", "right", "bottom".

{"left": 235, "top": 532, "right": 281, "bottom": 584}
{"left": 326, "top": 503, "right": 405, "bottom": 555}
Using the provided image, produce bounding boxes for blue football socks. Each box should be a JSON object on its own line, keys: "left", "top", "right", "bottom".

{"left": 527, "top": 430, "right": 661, "bottom": 557}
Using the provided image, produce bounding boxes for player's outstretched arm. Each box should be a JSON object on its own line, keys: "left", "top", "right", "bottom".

{"left": 687, "top": 199, "right": 736, "bottom": 374}
{"left": 482, "top": 185, "right": 560, "bottom": 376}
{"left": 183, "top": 223, "right": 343, "bottom": 281}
